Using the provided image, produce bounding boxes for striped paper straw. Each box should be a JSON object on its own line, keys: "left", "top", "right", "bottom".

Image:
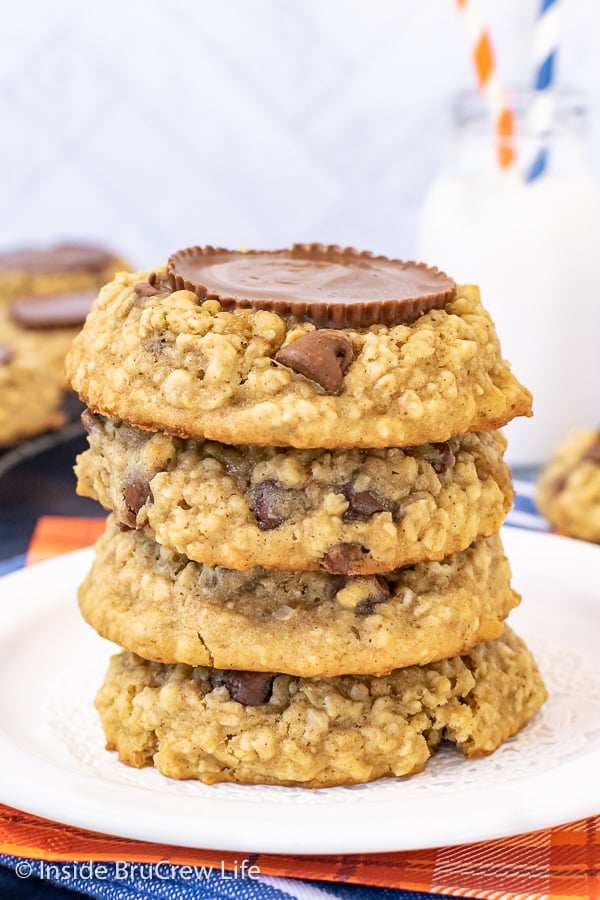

{"left": 527, "top": 0, "right": 561, "bottom": 181}
{"left": 456, "top": 0, "right": 516, "bottom": 169}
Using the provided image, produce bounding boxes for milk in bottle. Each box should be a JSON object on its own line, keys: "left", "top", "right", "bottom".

{"left": 418, "top": 90, "right": 600, "bottom": 467}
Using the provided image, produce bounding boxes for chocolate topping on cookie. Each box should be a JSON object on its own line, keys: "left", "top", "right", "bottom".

{"left": 275, "top": 330, "right": 353, "bottom": 392}
{"left": 0, "top": 344, "right": 14, "bottom": 365}
{"left": 9, "top": 290, "right": 97, "bottom": 328}
{"left": 167, "top": 244, "right": 456, "bottom": 328}
{"left": 0, "top": 242, "right": 115, "bottom": 273}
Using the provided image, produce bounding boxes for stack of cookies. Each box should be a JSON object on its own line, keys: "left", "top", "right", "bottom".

{"left": 66, "top": 244, "right": 547, "bottom": 787}
{"left": 0, "top": 242, "right": 127, "bottom": 447}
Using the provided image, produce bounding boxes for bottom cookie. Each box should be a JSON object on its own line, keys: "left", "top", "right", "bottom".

{"left": 95, "top": 627, "right": 547, "bottom": 788}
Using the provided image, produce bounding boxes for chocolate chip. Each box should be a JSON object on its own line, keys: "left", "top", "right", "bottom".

{"left": 250, "top": 479, "right": 285, "bottom": 530}
{"left": 134, "top": 281, "right": 160, "bottom": 298}
{"left": 274, "top": 330, "right": 353, "bottom": 393}
{"left": 134, "top": 274, "right": 172, "bottom": 299}
{"left": 582, "top": 435, "right": 600, "bottom": 466}
{"left": 122, "top": 477, "right": 153, "bottom": 528}
{"left": 81, "top": 408, "right": 99, "bottom": 433}
{"left": 9, "top": 290, "right": 97, "bottom": 328}
{"left": 250, "top": 479, "right": 308, "bottom": 530}
{"left": 321, "top": 542, "right": 368, "bottom": 574}
{"left": 211, "top": 670, "right": 274, "bottom": 706}
{"left": 0, "top": 344, "right": 14, "bottom": 365}
{"left": 551, "top": 475, "right": 568, "bottom": 496}
{"left": 408, "top": 441, "right": 455, "bottom": 474}
{"left": 342, "top": 484, "right": 390, "bottom": 520}
{"left": 429, "top": 442, "right": 455, "bottom": 474}
{"left": 355, "top": 576, "right": 390, "bottom": 616}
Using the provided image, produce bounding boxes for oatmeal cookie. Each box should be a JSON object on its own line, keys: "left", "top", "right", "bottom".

{"left": 0, "top": 331, "right": 64, "bottom": 447}
{"left": 94, "top": 627, "right": 547, "bottom": 787}
{"left": 79, "top": 517, "right": 520, "bottom": 677}
{"left": 65, "top": 247, "right": 531, "bottom": 449}
{"left": 76, "top": 414, "right": 513, "bottom": 572}
{"left": 0, "top": 242, "right": 128, "bottom": 445}
{"left": 0, "top": 296, "right": 94, "bottom": 393}
{"left": 536, "top": 428, "right": 600, "bottom": 541}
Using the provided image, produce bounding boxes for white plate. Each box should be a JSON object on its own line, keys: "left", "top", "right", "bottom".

{"left": 0, "top": 527, "right": 599, "bottom": 854}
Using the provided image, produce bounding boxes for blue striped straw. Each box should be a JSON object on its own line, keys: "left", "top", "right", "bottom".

{"left": 527, "top": 0, "right": 561, "bottom": 181}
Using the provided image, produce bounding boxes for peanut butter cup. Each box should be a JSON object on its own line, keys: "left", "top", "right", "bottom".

{"left": 168, "top": 244, "right": 456, "bottom": 328}
{"left": 10, "top": 290, "right": 97, "bottom": 328}
{"left": 0, "top": 242, "right": 116, "bottom": 274}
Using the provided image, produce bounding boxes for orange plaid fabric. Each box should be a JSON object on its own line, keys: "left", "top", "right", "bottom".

{"left": 0, "top": 516, "right": 597, "bottom": 899}
{"left": 25, "top": 515, "right": 106, "bottom": 564}
{"left": 0, "top": 804, "right": 597, "bottom": 897}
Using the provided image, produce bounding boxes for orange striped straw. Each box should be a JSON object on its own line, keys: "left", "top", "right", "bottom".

{"left": 456, "top": 0, "right": 516, "bottom": 169}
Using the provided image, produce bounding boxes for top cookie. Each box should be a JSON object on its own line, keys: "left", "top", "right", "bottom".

{"left": 66, "top": 245, "right": 532, "bottom": 449}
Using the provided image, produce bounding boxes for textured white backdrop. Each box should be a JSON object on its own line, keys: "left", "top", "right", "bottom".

{"left": 1, "top": 0, "right": 599, "bottom": 267}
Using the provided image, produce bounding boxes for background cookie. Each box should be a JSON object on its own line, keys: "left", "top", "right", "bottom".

{"left": 0, "top": 333, "right": 64, "bottom": 447}
{"left": 536, "top": 428, "right": 600, "bottom": 542}
{"left": 0, "top": 241, "right": 128, "bottom": 446}
{"left": 0, "top": 242, "right": 127, "bottom": 302}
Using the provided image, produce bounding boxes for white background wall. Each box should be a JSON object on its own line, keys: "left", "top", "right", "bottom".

{"left": 1, "top": 0, "right": 599, "bottom": 269}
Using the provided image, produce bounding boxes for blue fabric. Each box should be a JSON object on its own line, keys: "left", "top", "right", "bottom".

{"left": 504, "top": 479, "right": 549, "bottom": 531}
{"left": 0, "top": 553, "right": 27, "bottom": 577}
{"left": 0, "top": 861, "right": 74, "bottom": 899}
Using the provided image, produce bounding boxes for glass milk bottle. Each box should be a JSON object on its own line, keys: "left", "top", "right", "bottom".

{"left": 418, "top": 90, "right": 600, "bottom": 468}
